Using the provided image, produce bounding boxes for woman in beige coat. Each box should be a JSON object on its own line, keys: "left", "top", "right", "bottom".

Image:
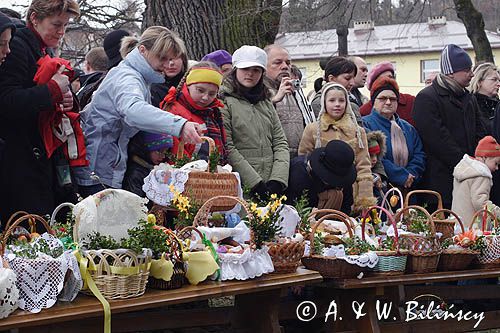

{"left": 299, "top": 83, "right": 375, "bottom": 211}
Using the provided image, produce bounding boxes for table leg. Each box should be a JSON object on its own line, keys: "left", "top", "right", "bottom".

{"left": 231, "top": 288, "right": 282, "bottom": 333}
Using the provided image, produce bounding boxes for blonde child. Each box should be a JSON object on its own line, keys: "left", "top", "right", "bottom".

{"left": 161, "top": 61, "right": 227, "bottom": 163}
{"left": 299, "top": 82, "right": 376, "bottom": 211}
{"left": 452, "top": 136, "right": 500, "bottom": 225}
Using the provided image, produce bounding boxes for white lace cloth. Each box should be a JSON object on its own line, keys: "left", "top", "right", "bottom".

{"left": 73, "top": 189, "right": 148, "bottom": 242}
{"left": 218, "top": 245, "right": 274, "bottom": 281}
{"left": 0, "top": 266, "right": 18, "bottom": 319}
{"left": 4, "top": 234, "right": 82, "bottom": 313}
{"left": 304, "top": 242, "right": 379, "bottom": 268}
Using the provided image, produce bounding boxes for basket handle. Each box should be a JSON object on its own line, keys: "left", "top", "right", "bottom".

{"left": 50, "top": 202, "right": 75, "bottom": 226}
{"left": 193, "top": 195, "right": 252, "bottom": 227}
{"left": 361, "top": 205, "right": 400, "bottom": 251}
{"left": 394, "top": 205, "right": 435, "bottom": 236}
{"left": 177, "top": 136, "right": 216, "bottom": 172}
{"left": 308, "top": 210, "right": 354, "bottom": 256}
{"left": 430, "top": 209, "right": 463, "bottom": 233}
{"left": 3, "top": 211, "right": 31, "bottom": 233}
{"left": 379, "top": 187, "right": 404, "bottom": 216}
{"left": 469, "top": 207, "right": 498, "bottom": 232}
{"left": 1, "top": 214, "right": 54, "bottom": 256}
{"left": 404, "top": 190, "right": 443, "bottom": 210}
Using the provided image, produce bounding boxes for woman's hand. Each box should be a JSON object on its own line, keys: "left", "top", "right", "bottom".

{"left": 180, "top": 121, "right": 203, "bottom": 144}
{"left": 51, "top": 65, "right": 70, "bottom": 94}
{"left": 61, "top": 91, "right": 73, "bottom": 112}
{"left": 404, "top": 174, "right": 415, "bottom": 188}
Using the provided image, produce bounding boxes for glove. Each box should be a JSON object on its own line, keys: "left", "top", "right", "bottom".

{"left": 266, "top": 180, "right": 284, "bottom": 196}
{"left": 251, "top": 181, "right": 269, "bottom": 200}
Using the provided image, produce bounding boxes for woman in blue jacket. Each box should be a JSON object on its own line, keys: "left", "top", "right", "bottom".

{"left": 362, "top": 76, "right": 425, "bottom": 191}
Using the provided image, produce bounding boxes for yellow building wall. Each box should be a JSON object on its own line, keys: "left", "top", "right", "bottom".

{"left": 294, "top": 49, "right": 500, "bottom": 99}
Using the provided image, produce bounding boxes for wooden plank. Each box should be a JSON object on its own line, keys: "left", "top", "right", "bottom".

{"left": 405, "top": 284, "right": 500, "bottom": 301}
{"left": 0, "top": 268, "right": 322, "bottom": 331}
{"left": 326, "top": 269, "right": 500, "bottom": 289}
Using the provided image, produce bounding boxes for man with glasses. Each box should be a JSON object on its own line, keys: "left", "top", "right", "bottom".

{"left": 413, "top": 44, "right": 487, "bottom": 210}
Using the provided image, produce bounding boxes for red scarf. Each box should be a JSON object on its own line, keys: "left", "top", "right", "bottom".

{"left": 35, "top": 55, "right": 88, "bottom": 166}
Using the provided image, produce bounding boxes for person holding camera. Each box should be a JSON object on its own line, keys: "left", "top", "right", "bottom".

{"left": 264, "top": 44, "right": 315, "bottom": 159}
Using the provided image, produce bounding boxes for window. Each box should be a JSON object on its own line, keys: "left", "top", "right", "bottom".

{"left": 421, "top": 59, "right": 439, "bottom": 83}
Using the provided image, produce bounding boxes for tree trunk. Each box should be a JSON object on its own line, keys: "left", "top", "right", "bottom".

{"left": 336, "top": 24, "right": 348, "bottom": 56}
{"left": 143, "top": 0, "right": 283, "bottom": 60}
{"left": 453, "top": 0, "right": 494, "bottom": 63}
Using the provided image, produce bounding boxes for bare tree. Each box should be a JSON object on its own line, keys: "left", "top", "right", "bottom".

{"left": 142, "top": 0, "right": 283, "bottom": 59}
{"left": 453, "top": 0, "right": 494, "bottom": 63}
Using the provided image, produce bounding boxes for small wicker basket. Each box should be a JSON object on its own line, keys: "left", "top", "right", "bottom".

{"left": 405, "top": 190, "right": 455, "bottom": 241}
{"left": 74, "top": 217, "right": 151, "bottom": 300}
{"left": 435, "top": 209, "right": 478, "bottom": 271}
{"left": 178, "top": 137, "right": 240, "bottom": 212}
{"left": 470, "top": 208, "right": 500, "bottom": 268}
{"left": 396, "top": 205, "right": 441, "bottom": 273}
{"left": 302, "top": 210, "right": 364, "bottom": 279}
{"left": 148, "top": 227, "right": 186, "bottom": 290}
{"left": 361, "top": 206, "right": 408, "bottom": 276}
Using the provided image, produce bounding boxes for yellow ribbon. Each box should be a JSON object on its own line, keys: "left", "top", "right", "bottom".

{"left": 74, "top": 250, "right": 111, "bottom": 333}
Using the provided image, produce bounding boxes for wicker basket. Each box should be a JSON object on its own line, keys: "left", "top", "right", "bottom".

{"left": 266, "top": 241, "right": 305, "bottom": 273}
{"left": 178, "top": 136, "right": 240, "bottom": 212}
{"left": 361, "top": 205, "right": 408, "bottom": 276}
{"left": 470, "top": 208, "right": 500, "bottom": 268}
{"left": 148, "top": 227, "right": 186, "bottom": 290}
{"left": 405, "top": 190, "right": 455, "bottom": 241}
{"left": 302, "top": 210, "right": 364, "bottom": 279}
{"left": 396, "top": 205, "right": 441, "bottom": 273}
{"left": 74, "top": 216, "right": 151, "bottom": 300}
{"left": 434, "top": 209, "right": 478, "bottom": 271}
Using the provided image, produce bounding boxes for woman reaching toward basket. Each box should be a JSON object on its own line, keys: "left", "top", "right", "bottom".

{"left": 159, "top": 61, "right": 228, "bottom": 163}
{"left": 220, "top": 45, "right": 289, "bottom": 200}
{"left": 73, "top": 26, "right": 203, "bottom": 198}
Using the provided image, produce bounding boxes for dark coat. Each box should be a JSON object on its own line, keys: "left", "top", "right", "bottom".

{"left": 286, "top": 155, "right": 353, "bottom": 215}
{"left": 474, "top": 92, "right": 498, "bottom": 135}
{"left": 412, "top": 80, "right": 487, "bottom": 207}
{"left": 0, "top": 27, "right": 68, "bottom": 226}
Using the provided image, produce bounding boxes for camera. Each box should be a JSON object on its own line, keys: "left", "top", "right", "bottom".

{"left": 292, "top": 79, "right": 301, "bottom": 89}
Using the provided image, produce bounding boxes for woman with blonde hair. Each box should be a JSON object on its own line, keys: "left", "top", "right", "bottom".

{"left": 73, "top": 26, "right": 202, "bottom": 197}
{"left": 0, "top": 0, "right": 80, "bottom": 225}
{"left": 470, "top": 62, "right": 500, "bottom": 133}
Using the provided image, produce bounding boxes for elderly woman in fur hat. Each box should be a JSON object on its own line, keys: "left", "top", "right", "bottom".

{"left": 362, "top": 76, "right": 425, "bottom": 194}
{"left": 299, "top": 82, "right": 376, "bottom": 213}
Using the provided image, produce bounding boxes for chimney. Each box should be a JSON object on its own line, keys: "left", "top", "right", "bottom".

{"left": 353, "top": 20, "right": 375, "bottom": 34}
{"left": 428, "top": 16, "right": 447, "bottom": 27}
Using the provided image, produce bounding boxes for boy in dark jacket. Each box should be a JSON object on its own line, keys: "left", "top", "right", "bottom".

{"left": 122, "top": 132, "right": 172, "bottom": 197}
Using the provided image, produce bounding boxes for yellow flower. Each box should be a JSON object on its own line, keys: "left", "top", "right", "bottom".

{"left": 147, "top": 214, "right": 157, "bottom": 224}
{"left": 270, "top": 193, "right": 277, "bottom": 200}
{"left": 280, "top": 195, "right": 287, "bottom": 202}
{"left": 250, "top": 203, "right": 258, "bottom": 212}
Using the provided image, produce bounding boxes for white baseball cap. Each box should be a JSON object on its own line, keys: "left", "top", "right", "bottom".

{"left": 232, "top": 45, "right": 267, "bottom": 70}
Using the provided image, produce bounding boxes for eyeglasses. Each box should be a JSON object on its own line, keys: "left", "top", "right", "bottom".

{"left": 484, "top": 77, "right": 500, "bottom": 83}
{"left": 375, "top": 96, "right": 398, "bottom": 103}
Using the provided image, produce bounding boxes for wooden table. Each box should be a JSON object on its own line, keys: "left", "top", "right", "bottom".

{"left": 0, "top": 268, "right": 322, "bottom": 333}
{"left": 309, "top": 268, "right": 500, "bottom": 333}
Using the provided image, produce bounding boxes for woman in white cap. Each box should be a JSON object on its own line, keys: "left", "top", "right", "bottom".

{"left": 221, "top": 45, "right": 289, "bottom": 200}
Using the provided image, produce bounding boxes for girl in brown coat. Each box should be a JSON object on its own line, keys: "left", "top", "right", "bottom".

{"left": 299, "top": 82, "right": 376, "bottom": 212}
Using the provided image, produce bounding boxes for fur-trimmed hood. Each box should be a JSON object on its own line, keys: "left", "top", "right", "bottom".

{"left": 366, "top": 130, "right": 387, "bottom": 159}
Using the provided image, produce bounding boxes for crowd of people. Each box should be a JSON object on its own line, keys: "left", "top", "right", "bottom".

{"left": 0, "top": 0, "right": 500, "bottom": 230}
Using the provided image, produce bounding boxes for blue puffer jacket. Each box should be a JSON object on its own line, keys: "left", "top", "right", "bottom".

{"left": 73, "top": 48, "right": 187, "bottom": 188}
{"left": 363, "top": 110, "right": 425, "bottom": 187}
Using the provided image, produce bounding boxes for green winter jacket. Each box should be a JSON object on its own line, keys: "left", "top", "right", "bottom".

{"left": 221, "top": 85, "right": 290, "bottom": 190}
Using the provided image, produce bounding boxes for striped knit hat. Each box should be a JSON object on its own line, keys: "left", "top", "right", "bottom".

{"left": 141, "top": 132, "right": 173, "bottom": 152}
{"left": 440, "top": 44, "right": 472, "bottom": 75}
{"left": 475, "top": 136, "right": 500, "bottom": 157}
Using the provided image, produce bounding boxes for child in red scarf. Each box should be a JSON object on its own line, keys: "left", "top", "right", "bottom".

{"left": 161, "top": 62, "right": 227, "bottom": 164}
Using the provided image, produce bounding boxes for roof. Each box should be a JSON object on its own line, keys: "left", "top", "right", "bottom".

{"left": 275, "top": 20, "right": 500, "bottom": 60}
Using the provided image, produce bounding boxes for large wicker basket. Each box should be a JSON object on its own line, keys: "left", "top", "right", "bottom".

{"left": 405, "top": 190, "right": 455, "bottom": 241}
{"left": 396, "top": 205, "right": 441, "bottom": 273}
{"left": 361, "top": 206, "right": 408, "bottom": 276}
{"left": 74, "top": 215, "right": 151, "bottom": 300}
{"left": 178, "top": 137, "right": 240, "bottom": 212}
{"left": 302, "top": 210, "right": 364, "bottom": 279}
{"left": 470, "top": 208, "right": 500, "bottom": 268}
{"left": 434, "top": 209, "right": 478, "bottom": 271}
